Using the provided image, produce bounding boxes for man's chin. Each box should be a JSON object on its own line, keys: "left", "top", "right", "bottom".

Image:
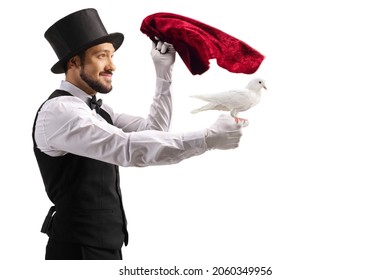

{"left": 80, "top": 72, "right": 113, "bottom": 94}
{"left": 98, "top": 84, "right": 112, "bottom": 94}
{"left": 99, "top": 89, "right": 111, "bottom": 94}
{"left": 98, "top": 80, "right": 113, "bottom": 94}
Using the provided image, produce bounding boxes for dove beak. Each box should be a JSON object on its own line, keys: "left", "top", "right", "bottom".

{"left": 264, "top": 85, "right": 267, "bottom": 90}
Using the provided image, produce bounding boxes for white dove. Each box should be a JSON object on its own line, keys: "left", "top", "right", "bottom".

{"left": 190, "top": 78, "right": 267, "bottom": 123}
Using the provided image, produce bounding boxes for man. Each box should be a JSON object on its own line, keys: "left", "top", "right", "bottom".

{"left": 32, "top": 8, "right": 247, "bottom": 260}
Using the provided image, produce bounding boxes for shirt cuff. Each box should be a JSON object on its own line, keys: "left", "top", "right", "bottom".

{"left": 181, "top": 129, "right": 208, "bottom": 151}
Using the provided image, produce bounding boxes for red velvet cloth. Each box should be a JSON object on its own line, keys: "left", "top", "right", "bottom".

{"left": 140, "top": 12, "right": 265, "bottom": 75}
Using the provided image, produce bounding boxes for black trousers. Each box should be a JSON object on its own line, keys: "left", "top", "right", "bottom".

{"left": 45, "top": 238, "right": 122, "bottom": 260}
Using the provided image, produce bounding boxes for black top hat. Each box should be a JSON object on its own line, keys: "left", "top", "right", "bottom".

{"left": 45, "top": 8, "right": 124, "bottom": 74}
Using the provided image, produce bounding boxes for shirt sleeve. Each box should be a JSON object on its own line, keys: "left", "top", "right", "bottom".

{"left": 34, "top": 95, "right": 208, "bottom": 167}
{"left": 106, "top": 78, "right": 173, "bottom": 132}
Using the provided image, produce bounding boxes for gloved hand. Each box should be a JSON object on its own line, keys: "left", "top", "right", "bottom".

{"left": 151, "top": 37, "right": 176, "bottom": 82}
{"left": 204, "top": 114, "right": 248, "bottom": 150}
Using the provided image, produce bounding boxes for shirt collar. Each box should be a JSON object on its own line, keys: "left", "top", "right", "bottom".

{"left": 59, "top": 80, "right": 93, "bottom": 105}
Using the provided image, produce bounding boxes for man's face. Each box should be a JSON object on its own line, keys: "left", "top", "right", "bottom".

{"left": 79, "top": 42, "right": 116, "bottom": 94}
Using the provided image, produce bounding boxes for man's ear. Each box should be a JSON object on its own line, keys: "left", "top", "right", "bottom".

{"left": 67, "top": 55, "right": 81, "bottom": 70}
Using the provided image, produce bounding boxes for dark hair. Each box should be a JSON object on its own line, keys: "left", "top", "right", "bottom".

{"left": 78, "top": 51, "right": 86, "bottom": 65}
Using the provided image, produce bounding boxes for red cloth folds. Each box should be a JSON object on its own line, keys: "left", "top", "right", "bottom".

{"left": 140, "top": 12, "right": 265, "bottom": 75}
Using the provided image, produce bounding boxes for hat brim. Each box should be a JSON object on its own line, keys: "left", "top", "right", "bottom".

{"left": 50, "top": 32, "right": 124, "bottom": 74}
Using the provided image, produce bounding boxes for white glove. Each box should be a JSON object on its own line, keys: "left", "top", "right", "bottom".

{"left": 151, "top": 37, "right": 176, "bottom": 82}
{"left": 205, "top": 114, "right": 248, "bottom": 150}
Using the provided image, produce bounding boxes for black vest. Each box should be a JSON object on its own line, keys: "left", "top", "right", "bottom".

{"left": 33, "top": 90, "right": 128, "bottom": 249}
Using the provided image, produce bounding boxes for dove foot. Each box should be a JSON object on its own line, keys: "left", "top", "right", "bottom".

{"left": 234, "top": 117, "right": 248, "bottom": 124}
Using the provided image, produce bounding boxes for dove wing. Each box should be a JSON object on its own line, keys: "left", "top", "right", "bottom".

{"left": 192, "top": 89, "right": 250, "bottom": 107}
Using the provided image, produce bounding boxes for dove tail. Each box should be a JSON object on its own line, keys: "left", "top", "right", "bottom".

{"left": 190, "top": 103, "right": 217, "bottom": 114}
{"left": 190, "top": 108, "right": 203, "bottom": 114}
{"left": 190, "top": 94, "right": 214, "bottom": 102}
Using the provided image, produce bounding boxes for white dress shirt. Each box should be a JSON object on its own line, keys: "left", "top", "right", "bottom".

{"left": 34, "top": 79, "right": 207, "bottom": 167}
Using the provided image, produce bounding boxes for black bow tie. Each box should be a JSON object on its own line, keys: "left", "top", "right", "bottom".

{"left": 90, "top": 95, "right": 103, "bottom": 112}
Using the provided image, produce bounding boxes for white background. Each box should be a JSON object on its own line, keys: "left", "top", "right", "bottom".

{"left": 1, "top": 0, "right": 389, "bottom": 279}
